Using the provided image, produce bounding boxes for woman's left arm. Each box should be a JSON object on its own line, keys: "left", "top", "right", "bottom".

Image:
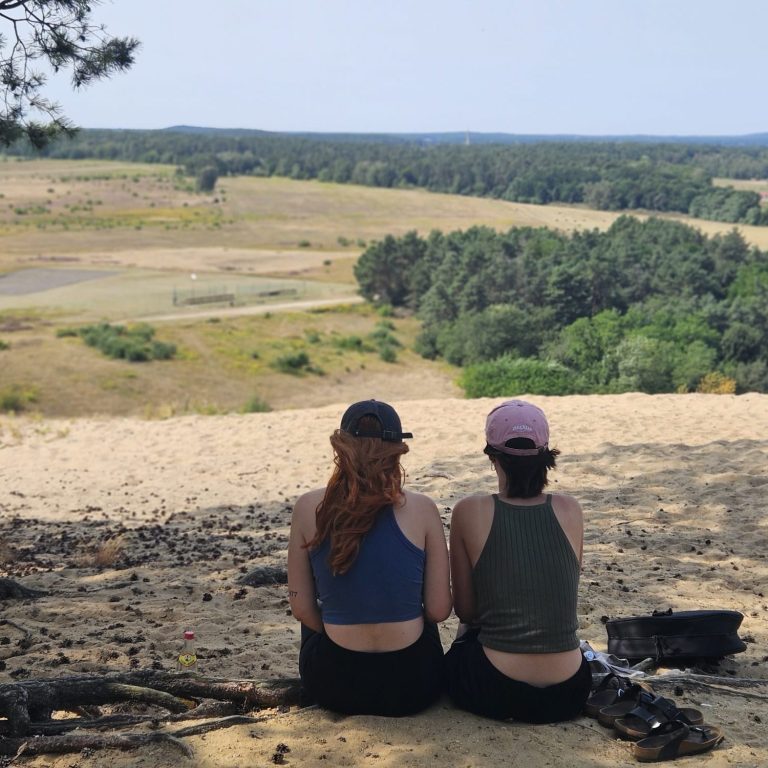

{"left": 552, "top": 494, "right": 584, "bottom": 567}
{"left": 287, "top": 492, "right": 323, "bottom": 632}
{"left": 421, "top": 499, "right": 452, "bottom": 623}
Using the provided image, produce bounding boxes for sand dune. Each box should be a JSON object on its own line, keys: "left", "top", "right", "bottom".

{"left": 1, "top": 394, "right": 767, "bottom": 767}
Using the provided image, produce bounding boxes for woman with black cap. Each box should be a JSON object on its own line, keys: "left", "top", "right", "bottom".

{"left": 445, "top": 399, "right": 591, "bottom": 723}
{"left": 288, "top": 399, "right": 451, "bottom": 716}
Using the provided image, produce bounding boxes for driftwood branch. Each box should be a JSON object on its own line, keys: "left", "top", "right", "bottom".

{"left": 0, "top": 578, "right": 47, "bottom": 600}
{"left": 6, "top": 731, "right": 193, "bottom": 759}
{"left": 0, "top": 669, "right": 302, "bottom": 756}
{"left": 170, "top": 715, "right": 264, "bottom": 737}
{"left": 645, "top": 673, "right": 768, "bottom": 701}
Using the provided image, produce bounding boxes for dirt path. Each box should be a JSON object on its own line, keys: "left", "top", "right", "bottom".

{"left": 134, "top": 294, "right": 365, "bottom": 323}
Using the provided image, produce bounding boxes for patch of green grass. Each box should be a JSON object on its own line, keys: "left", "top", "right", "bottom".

{"left": 332, "top": 334, "right": 372, "bottom": 352}
{"left": 243, "top": 395, "right": 271, "bottom": 413}
{"left": 0, "top": 384, "right": 38, "bottom": 413}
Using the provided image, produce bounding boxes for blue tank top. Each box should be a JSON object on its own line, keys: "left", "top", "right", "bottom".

{"left": 309, "top": 505, "right": 425, "bottom": 625}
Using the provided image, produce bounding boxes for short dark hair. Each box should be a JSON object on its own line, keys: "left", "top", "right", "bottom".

{"left": 484, "top": 438, "right": 560, "bottom": 498}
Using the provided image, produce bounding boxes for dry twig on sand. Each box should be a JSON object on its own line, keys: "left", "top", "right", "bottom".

{"left": 644, "top": 672, "right": 768, "bottom": 701}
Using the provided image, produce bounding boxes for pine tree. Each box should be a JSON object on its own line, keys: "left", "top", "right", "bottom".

{"left": 0, "top": 0, "right": 138, "bottom": 147}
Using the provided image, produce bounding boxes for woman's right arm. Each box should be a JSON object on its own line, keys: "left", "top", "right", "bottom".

{"left": 287, "top": 492, "right": 323, "bottom": 632}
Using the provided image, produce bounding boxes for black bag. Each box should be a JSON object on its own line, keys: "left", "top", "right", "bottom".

{"left": 606, "top": 609, "right": 747, "bottom": 663}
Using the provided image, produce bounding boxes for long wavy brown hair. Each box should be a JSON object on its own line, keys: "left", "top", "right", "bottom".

{"left": 305, "top": 416, "right": 409, "bottom": 575}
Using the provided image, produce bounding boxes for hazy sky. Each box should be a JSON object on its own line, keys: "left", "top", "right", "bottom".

{"left": 40, "top": 0, "right": 768, "bottom": 136}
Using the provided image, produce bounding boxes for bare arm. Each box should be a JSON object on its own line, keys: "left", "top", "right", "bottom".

{"left": 449, "top": 498, "right": 477, "bottom": 624}
{"left": 287, "top": 491, "right": 323, "bottom": 632}
{"left": 551, "top": 493, "right": 584, "bottom": 567}
{"left": 422, "top": 500, "right": 452, "bottom": 623}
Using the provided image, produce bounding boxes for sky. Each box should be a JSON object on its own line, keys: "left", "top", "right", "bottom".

{"left": 35, "top": 0, "right": 768, "bottom": 136}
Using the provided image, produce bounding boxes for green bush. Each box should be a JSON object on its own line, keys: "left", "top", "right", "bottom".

{"left": 333, "top": 335, "right": 370, "bottom": 351}
{"left": 0, "top": 340, "right": 9, "bottom": 351}
{"left": 696, "top": 372, "right": 736, "bottom": 394}
{"left": 378, "top": 344, "right": 398, "bottom": 363}
{"left": 368, "top": 322, "right": 401, "bottom": 362}
{"left": 196, "top": 166, "right": 219, "bottom": 192}
{"left": 272, "top": 351, "right": 311, "bottom": 374}
{"left": 62, "top": 323, "right": 176, "bottom": 362}
{"left": 150, "top": 341, "right": 177, "bottom": 360}
{"left": 243, "top": 395, "right": 271, "bottom": 413}
{"left": 460, "top": 356, "right": 576, "bottom": 398}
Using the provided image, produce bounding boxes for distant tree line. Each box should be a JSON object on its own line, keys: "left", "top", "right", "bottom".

{"left": 4, "top": 129, "right": 768, "bottom": 225}
{"left": 354, "top": 217, "right": 768, "bottom": 396}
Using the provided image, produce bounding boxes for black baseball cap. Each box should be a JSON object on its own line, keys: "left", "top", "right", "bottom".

{"left": 340, "top": 400, "right": 413, "bottom": 442}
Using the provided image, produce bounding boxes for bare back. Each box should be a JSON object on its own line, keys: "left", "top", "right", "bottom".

{"left": 288, "top": 488, "right": 451, "bottom": 652}
{"left": 450, "top": 491, "right": 584, "bottom": 686}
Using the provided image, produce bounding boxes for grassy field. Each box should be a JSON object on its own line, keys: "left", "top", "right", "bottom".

{"left": 4, "top": 159, "right": 768, "bottom": 274}
{"left": 713, "top": 176, "right": 768, "bottom": 194}
{"left": 0, "top": 304, "right": 460, "bottom": 417}
{"left": 1, "top": 158, "right": 766, "bottom": 417}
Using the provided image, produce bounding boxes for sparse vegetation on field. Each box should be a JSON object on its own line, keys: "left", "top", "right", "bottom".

{"left": 0, "top": 295, "right": 453, "bottom": 417}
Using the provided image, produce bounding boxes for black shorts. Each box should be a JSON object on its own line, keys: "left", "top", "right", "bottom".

{"left": 445, "top": 630, "right": 591, "bottom": 723}
{"left": 299, "top": 622, "right": 445, "bottom": 717}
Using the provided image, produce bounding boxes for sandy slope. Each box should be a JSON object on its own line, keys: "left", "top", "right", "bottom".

{"left": 1, "top": 394, "right": 767, "bottom": 767}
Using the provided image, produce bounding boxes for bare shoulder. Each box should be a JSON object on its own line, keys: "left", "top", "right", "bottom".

{"left": 451, "top": 493, "right": 492, "bottom": 522}
{"left": 292, "top": 487, "right": 325, "bottom": 521}
{"left": 402, "top": 489, "right": 439, "bottom": 514}
{"left": 550, "top": 492, "right": 582, "bottom": 510}
{"left": 550, "top": 493, "right": 583, "bottom": 521}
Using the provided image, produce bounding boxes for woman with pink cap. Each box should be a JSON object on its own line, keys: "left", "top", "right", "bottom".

{"left": 446, "top": 399, "right": 590, "bottom": 722}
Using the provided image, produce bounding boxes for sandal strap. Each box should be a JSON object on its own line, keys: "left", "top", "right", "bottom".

{"left": 653, "top": 722, "right": 690, "bottom": 761}
{"left": 593, "top": 671, "right": 633, "bottom": 694}
{"left": 591, "top": 671, "right": 621, "bottom": 694}
{"left": 625, "top": 694, "right": 688, "bottom": 730}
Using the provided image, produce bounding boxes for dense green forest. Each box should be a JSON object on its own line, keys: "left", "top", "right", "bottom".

{"left": 5, "top": 129, "right": 768, "bottom": 225}
{"left": 354, "top": 217, "right": 768, "bottom": 396}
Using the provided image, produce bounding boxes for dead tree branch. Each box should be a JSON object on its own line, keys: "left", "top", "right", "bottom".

{"left": 0, "top": 669, "right": 302, "bottom": 758}
{"left": 645, "top": 672, "right": 768, "bottom": 701}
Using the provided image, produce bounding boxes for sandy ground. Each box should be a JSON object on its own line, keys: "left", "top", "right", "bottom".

{"left": 16, "top": 247, "right": 354, "bottom": 277}
{"left": 1, "top": 394, "right": 767, "bottom": 767}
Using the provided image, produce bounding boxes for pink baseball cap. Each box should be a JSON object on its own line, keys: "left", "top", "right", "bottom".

{"left": 485, "top": 400, "right": 549, "bottom": 456}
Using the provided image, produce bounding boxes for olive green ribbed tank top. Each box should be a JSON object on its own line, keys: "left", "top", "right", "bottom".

{"left": 473, "top": 494, "right": 580, "bottom": 653}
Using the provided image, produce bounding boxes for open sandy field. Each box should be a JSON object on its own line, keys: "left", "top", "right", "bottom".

{"left": 1, "top": 394, "right": 766, "bottom": 767}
